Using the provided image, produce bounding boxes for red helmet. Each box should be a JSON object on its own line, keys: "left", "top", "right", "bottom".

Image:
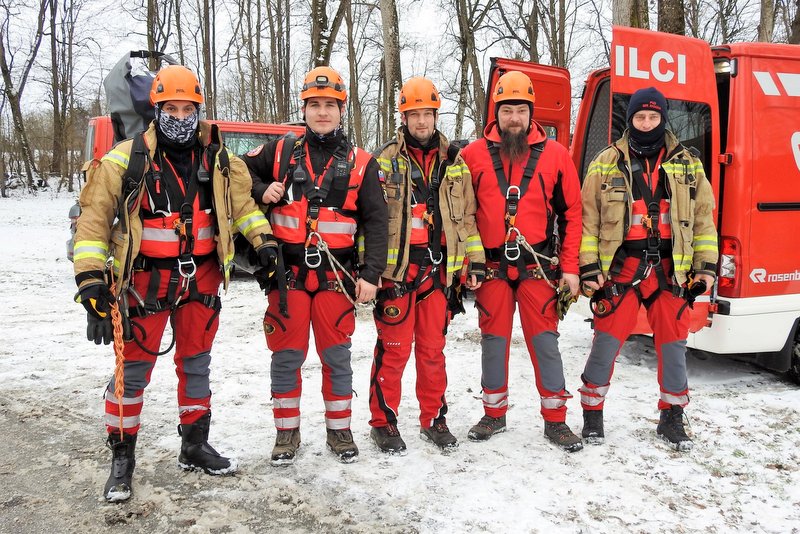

{"left": 150, "top": 65, "right": 204, "bottom": 105}
{"left": 300, "top": 66, "right": 347, "bottom": 103}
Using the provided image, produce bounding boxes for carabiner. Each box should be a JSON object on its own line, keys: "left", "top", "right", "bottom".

{"left": 428, "top": 248, "right": 443, "bottom": 265}
{"left": 178, "top": 257, "right": 197, "bottom": 280}
{"left": 504, "top": 227, "right": 521, "bottom": 261}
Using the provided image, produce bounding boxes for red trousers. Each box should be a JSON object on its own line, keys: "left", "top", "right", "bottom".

{"left": 474, "top": 265, "right": 572, "bottom": 423}
{"left": 104, "top": 258, "right": 222, "bottom": 434}
{"left": 369, "top": 265, "right": 450, "bottom": 428}
{"left": 263, "top": 268, "right": 356, "bottom": 431}
{"left": 579, "top": 257, "right": 691, "bottom": 411}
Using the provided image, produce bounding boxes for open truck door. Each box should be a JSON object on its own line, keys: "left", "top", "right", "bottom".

{"left": 572, "top": 26, "right": 721, "bottom": 335}
{"left": 484, "top": 57, "right": 571, "bottom": 147}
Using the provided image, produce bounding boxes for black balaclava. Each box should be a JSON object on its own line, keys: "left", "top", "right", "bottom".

{"left": 627, "top": 87, "right": 668, "bottom": 156}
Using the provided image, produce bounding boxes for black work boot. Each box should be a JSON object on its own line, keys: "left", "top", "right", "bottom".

{"left": 326, "top": 428, "right": 359, "bottom": 463}
{"left": 420, "top": 419, "right": 459, "bottom": 451}
{"left": 177, "top": 412, "right": 238, "bottom": 475}
{"left": 104, "top": 432, "right": 137, "bottom": 503}
{"left": 657, "top": 405, "right": 693, "bottom": 451}
{"left": 467, "top": 414, "right": 506, "bottom": 441}
{"left": 370, "top": 424, "right": 407, "bottom": 455}
{"left": 582, "top": 409, "right": 605, "bottom": 444}
{"left": 271, "top": 429, "right": 301, "bottom": 466}
{"left": 544, "top": 421, "right": 584, "bottom": 453}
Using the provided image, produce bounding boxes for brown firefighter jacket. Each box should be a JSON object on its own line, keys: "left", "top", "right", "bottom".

{"left": 579, "top": 130, "right": 718, "bottom": 286}
{"left": 376, "top": 128, "right": 485, "bottom": 286}
{"left": 73, "top": 121, "right": 273, "bottom": 294}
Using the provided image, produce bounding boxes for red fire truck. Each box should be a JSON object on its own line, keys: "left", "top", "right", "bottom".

{"left": 485, "top": 26, "right": 800, "bottom": 381}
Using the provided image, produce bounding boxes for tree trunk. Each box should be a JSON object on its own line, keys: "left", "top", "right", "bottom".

{"left": 614, "top": 0, "right": 649, "bottom": 28}
{"left": 202, "top": 0, "right": 215, "bottom": 118}
{"left": 344, "top": 0, "right": 364, "bottom": 147}
{"left": 791, "top": 0, "right": 800, "bottom": 43}
{"left": 379, "top": 0, "right": 402, "bottom": 135}
{"left": 175, "top": 0, "right": 184, "bottom": 64}
{"left": 759, "top": 0, "right": 775, "bottom": 41}
{"left": 50, "top": 0, "right": 64, "bottom": 184}
{"left": 658, "top": 0, "right": 686, "bottom": 35}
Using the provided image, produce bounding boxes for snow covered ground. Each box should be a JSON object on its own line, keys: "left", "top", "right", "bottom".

{"left": 1, "top": 194, "right": 798, "bottom": 533}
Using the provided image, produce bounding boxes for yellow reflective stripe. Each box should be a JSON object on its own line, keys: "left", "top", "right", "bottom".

{"left": 378, "top": 159, "right": 393, "bottom": 172}
{"left": 73, "top": 240, "right": 109, "bottom": 261}
{"left": 599, "top": 254, "right": 614, "bottom": 270}
{"left": 673, "top": 254, "right": 693, "bottom": 269}
{"left": 694, "top": 245, "right": 718, "bottom": 252}
{"left": 693, "top": 234, "right": 717, "bottom": 243}
{"left": 235, "top": 210, "right": 269, "bottom": 235}
{"left": 465, "top": 234, "right": 482, "bottom": 253}
{"left": 663, "top": 162, "right": 703, "bottom": 173}
{"left": 101, "top": 149, "right": 130, "bottom": 169}
{"left": 587, "top": 162, "right": 616, "bottom": 174}
{"left": 357, "top": 235, "right": 365, "bottom": 253}
{"left": 386, "top": 248, "right": 399, "bottom": 265}
{"left": 580, "top": 235, "right": 599, "bottom": 253}
{"left": 447, "top": 255, "right": 465, "bottom": 273}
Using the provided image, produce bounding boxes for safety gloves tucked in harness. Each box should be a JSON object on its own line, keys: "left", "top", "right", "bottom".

{"left": 254, "top": 240, "right": 279, "bottom": 290}
{"left": 78, "top": 282, "right": 116, "bottom": 345}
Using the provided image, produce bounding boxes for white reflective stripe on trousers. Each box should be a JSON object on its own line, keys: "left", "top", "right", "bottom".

{"left": 324, "top": 399, "right": 351, "bottom": 412}
{"left": 104, "top": 391, "right": 143, "bottom": 405}
{"left": 178, "top": 405, "right": 208, "bottom": 415}
{"left": 660, "top": 391, "right": 689, "bottom": 406}
{"left": 275, "top": 416, "right": 301, "bottom": 429}
{"left": 104, "top": 414, "right": 140, "bottom": 428}
{"left": 482, "top": 391, "right": 508, "bottom": 409}
{"left": 325, "top": 417, "right": 351, "bottom": 430}
{"left": 273, "top": 397, "right": 301, "bottom": 409}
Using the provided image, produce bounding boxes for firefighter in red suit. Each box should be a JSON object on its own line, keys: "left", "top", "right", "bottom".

{"left": 368, "top": 77, "right": 485, "bottom": 454}
{"left": 460, "top": 71, "right": 584, "bottom": 452}
{"left": 578, "top": 87, "right": 718, "bottom": 451}
{"left": 243, "top": 66, "right": 388, "bottom": 465}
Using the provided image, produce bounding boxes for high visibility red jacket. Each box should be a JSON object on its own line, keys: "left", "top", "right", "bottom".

{"left": 460, "top": 119, "right": 582, "bottom": 274}
{"left": 244, "top": 129, "right": 388, "bottom": 285}
{"left": 74, "top": 122, "right": 274, "bottom": 293}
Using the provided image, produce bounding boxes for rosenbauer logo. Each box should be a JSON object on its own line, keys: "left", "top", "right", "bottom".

{"left": 750, "top": 268, "right": 800, "bottom": 283}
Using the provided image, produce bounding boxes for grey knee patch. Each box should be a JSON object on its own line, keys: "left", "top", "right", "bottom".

{"left": 108, "top": 360, "right": 154, "bottom": 396}
{"left": 531, "top": 331, "right": 565, "bottom": 392}
{"left": 583, "top": 331, "right": 622, "bottom": 386}
{"left": 271, "top": 349, "right": 304, "bottom": 393}
{"left": 481, "top": 334, "right": 507, "bottom": 390}
{"left": 182, "top": 351, "right": 212, "bottom": 399}
{"left": 322, "top": 343, "right": 353, "bottom": 396}
{"left": 660, "top": 339, "right": 688, "bottom": 393}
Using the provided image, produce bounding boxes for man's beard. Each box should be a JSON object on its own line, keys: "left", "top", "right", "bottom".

{"left": 499, "top": 128, "right": 529, "bottom": 161}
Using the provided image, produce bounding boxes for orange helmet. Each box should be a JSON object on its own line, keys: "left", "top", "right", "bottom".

{"left": 398, "top": 77, "right": 441, "bottom": 113}
{"left": 300, "top": 66, "right": 347, "bottom": 103}
{"left": 493, "top": 71, "right": 535, "bottom": 105}
{"left": 149, "top": 65, "right": 204, "bottom": 105}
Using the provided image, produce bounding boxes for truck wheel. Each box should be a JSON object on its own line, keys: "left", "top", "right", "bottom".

{"left": 788, "top": 328, "right": 800, "bottom": 385}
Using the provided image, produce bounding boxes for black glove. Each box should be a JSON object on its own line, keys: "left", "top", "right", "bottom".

{"left": 78, "top": 282, "right": 115, "bottom": 319}
{"left": 257, "top": 245, "right": 278, "bottom": 273}
{"left": 78, "top": 283, "right": 116, "bottom": 345}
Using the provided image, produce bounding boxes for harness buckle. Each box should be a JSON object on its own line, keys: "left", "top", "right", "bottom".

{"left": 504, "top": 227, "right": 521, "bottom": 261}
{"left": 177, "top": 256, "right": 197, "bottom": 280}
{"left": 304, "top": 231, "right": 324, "bottom": 268}
{"left": 505, "top": 185, "right": 521, "bottom": 201}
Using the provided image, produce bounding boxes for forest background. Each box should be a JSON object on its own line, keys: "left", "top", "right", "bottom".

{"left": 1, "top": 0, "right": 799, "bottom": 195}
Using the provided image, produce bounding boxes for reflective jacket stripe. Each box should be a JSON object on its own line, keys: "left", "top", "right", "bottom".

{"left": 73, "top": 240, "right": 109, "bottom": 262}
{"left": 235, "top": 210, "right": 270, "bottom": 235}
{"left": 317, "top": 221, "right": 358, "bottom": 235}
{"left": 101, "top": 149, "right": 130, "bottom": 169}
{"left": 465, "top": 234, "right": 483, "bottom": 253}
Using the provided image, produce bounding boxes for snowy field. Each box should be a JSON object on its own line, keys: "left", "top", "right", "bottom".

{"left": 1, "top": 193, "right": 798, "bottom": 534}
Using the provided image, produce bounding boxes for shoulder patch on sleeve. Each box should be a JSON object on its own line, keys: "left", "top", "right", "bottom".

{"left": 247, "top": 145, "right": 264, "bottom": 157}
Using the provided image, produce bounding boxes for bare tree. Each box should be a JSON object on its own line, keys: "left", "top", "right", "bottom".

{"left": 613, "top": 0, "right": 649, "bottom": 28}
{"left": 379, "top": 0, "right": 402, "bottom": 136}
{"left": 786, "top": 0, "right": 800, "bottom": 42}
{"left": 759, "top": 0, "right": 775, "bottom": 40}
{"left": 494, "top": 0, "right": 539, "bottom": 62}
{"left": 659, "top": 0, "right": 686, "bottom": 34}
{"left": 451, "top": 0, "right": 492, "bottom": 135}
{"left": 310, "top": 0, "right": 347, "bottom": 67}
{"left": 0, "top": 0, "right": 48, "bottom": 190}
{"left": 266, "top": 0, "right": 291, "bottom": 122}
{"left": 344, "top": 0, "right": 363, "bottom": 146}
